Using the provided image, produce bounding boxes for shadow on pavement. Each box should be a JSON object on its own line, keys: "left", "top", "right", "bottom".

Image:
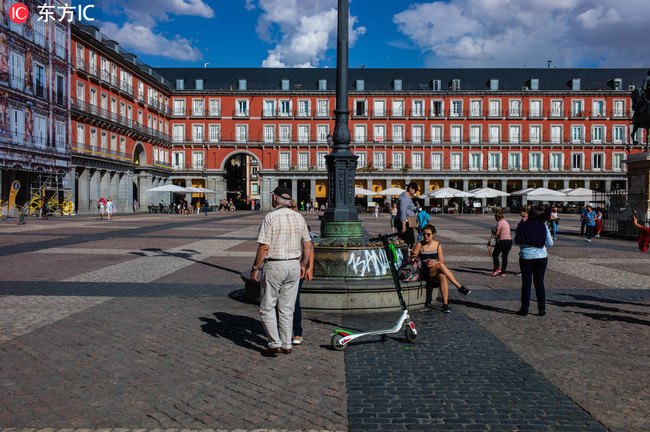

{"left": 452, "top": 299, "right": 517, "bottom": 315}
{"left": 558, "top": 292, "right": 649, "bottom": 308}
{"left": 200, "top": 312, "right": 267, "bottom": 352}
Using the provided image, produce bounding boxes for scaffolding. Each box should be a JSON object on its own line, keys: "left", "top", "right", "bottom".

{"left": 28, "top": 172, "right": 74, "bottom": 216}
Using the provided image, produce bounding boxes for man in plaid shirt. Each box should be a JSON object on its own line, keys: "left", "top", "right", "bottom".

{"left": 251, "top": 186, "right": 312, "bottom": 357}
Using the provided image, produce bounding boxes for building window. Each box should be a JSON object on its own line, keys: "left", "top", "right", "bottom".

{"left": 208, "top": 124, "right": 220, "bottom": 142}
{"left": 317, "top": 152, "right": 328, "bottom": 169}
{"left": 355, "top": 152, "right": 367, "bottom": 168}
{"left": 263, "top": 99, "right": 276, "bottom": 117}
{"left": 529, "top": 125, "right": 541, "bottom": 144}
{"left": 263, "top": 125, "right": 275, "bottom": 143}
{"left": 239, "top": 79, "right": 247, "bottom": 90}
{"left": 317, "top": 99, "right": 329, "bottom": 117}
{"left": 176, "top": 79, "right": 184, "bottom": 90}
{"left": 392, "top": 124, "right": 404, "bottom": 143}
{"left": 279, "top": 100, "right": 291, "bottom": 117}
{"left": 354, "top": 125, "right": 366, "bottom": 143}
{"left": 411, "top": 125, "right": 423, "bottom": 143}
{"left": 356, "top": 80, "right": 365, "bottom": 90}
{"left": 297, "top": 100, "right": 310, "bottom": 117}
{"left": 451, "top": 100, "right": 462, "bottom": 117}
{"left": 374, "top": 124, "right": 385, "bottom": 143}
{"left": 529, "top": 153, "right": 542, "bottom": 170}
{"left": 373, "top": 99, "right": 386, "bottom": 117}
{"left": 490, "top": 79, "right": 499, "bottom": 90}
{"left": 192, "top": 152, "right": 205, "bottom": 170}
{"left": 172, "top": 152, "right": 185, "bottom": 170}
{"left": 318, "top": 79, "right": 327, "bottom": 91}
{"left": 508, "top": 152, "right": 522, "bottom": 170}
{"left": 529, "top": 100, "right": 542, "bottom": 117}
{"left": 571, "top": 153, "right": 584, "bottom": 170}
{"left": 76, "top": 124, "right": 85, "bottom": 144}
{"left": 571, "top": 126, "right": 584, "bottom": 143}
{"left": 488, "top": 153, "right": 501, "bottom": 170}
{"left": 431, "top": 100, "right": 443, "bottom": 117}
{"left": 34, "top": 17, "right": 47, "bottom": 47}
{"left": 469, "top": 153, "right": 482, "bottom": 170}
{"left": 613, "top": 126, "right": 625, "bottom": 144}
{"left": 450, "top": 125, "right": 462, "bottom": 144}
{"left": 172, "top": 124, "right": 185, "bottom": 142}
{"left": 298, "top": 152, "right": 309, "bottom": 169}
{"left": 592, "top": 100, "right": 605, "bottom": 117}
{"left": 451, "top": 79, "right": 461, "bottom": 91}
{"left": 317, "top": 125, "right": 329, "bottom": 142}
{"left": 110, "top": 134, "right": 117, "bottom": 151}
{"left": 509, "top": 99, "right": 522, "bottom": 117}
{"left": 9, "top": 51, "right": 24, "bottom": 90}
{"left": 192, "top": 124, "right": 204, "bottom": 142}
{"left": 393, "top": 152, "right": 404, "bottom": 169}
{"left": 236, "top": 125, "right": 248, "bottom": 142}
{"left": 612, "top": 153, "right": 625, "bottom": 171}
{"left": 508, "top": 126, "right": 520, "bottom": 143}
{"left": 236, "top": 99, "right": 249, "bottom": 117}
{"left": 412, "top": 152, "right": 423, "bottom": 170}
{"left": 489, "top": 125, "right": 500, "bottom": 144}
{"left": 373, "top": 152, "right": 386, "bottom": 169}
{"left": 592, "top": 153, "right": 604, "bottom": 171}
{"left": 591, "top": 126, "right": 604, "bottom": 144}
{"left": 488, "top": 100, "right": 501, "bottom": 117}
{"left": 431, "top": 125, "right": 443, "bottom": 144}
{"left": 281, "top": 79, "right": 290, "bottom": 90}
{"left": 571, "top": 100, "right": 584, "bottom": 117}
{"left": 432, "top": 80, "right": 441, "bottom": 91}
{"left": 55, "top": 27, "right": 65, "bottom": 58}
{"left": 613, "top": 100, "right": 625, "bottom": 117}
{"left": 278, "top": 152, "right": 291, "bottom": 169}
{"left": 192, "top": 99, "right": 204, "bottom": 117}
{"left": 411, "top": 100, "right": 425, "bottom": 117}
{"left": 550, "top": 153, "right": 563, "bottom": 171}
{"left": 571, "top": 78, "right": 581, "bottom": 90}
{"left": 122, "top": 138, "right": 129, "bottom": 156}
{"left": 530, "top": 78, "right": 539, "bottom": 91}
{"left": 551, "top": 125, "right": 562, "bottom": 144}
{"left": 450, "top": 153, "right": 462, "bottom": 170}
{"left": 469, "top": 100, "right": 481, "bottom": 117}
{"left": 550, "top": 100, "right": 563, "bottom": 117}
{"left": 298, "top": 125, "right": 309, "bottom": 143}
{"left": 431, "top": 153, "right": 442, "bottom": 170}
{"left": 355, "top": 100, "right": 367, "bottom": 117}
{"left": 100, "top": 131, "right": 107, "bottom": 149}
{"left": 209, "top": 99, "right": 221, "bottom": 116}
{"left": 279, "top": 125, "right": 291, "bottom": 142}
{"left": 392, "top": 99, "right": 405, "bottom": 117}
{"left": 393, "top": 79, "right": 402, "bottom": 91}
{"left": 470, "top": 125, "right": 481, "bottom": 144}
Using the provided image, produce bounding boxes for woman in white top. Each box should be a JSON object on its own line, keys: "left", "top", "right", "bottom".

{"left": 106, "top": 198, "right": 114, "bottom": 220}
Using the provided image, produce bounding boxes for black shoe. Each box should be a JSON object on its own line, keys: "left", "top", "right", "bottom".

{"left": 458, "top": 285, "right": 471, "bottom": 296}
{"left": 424, "top": 302, "right": 434, "bottom": 308}
{"left": 539, "top": 310, "right": 546, "bottom": 316}
{"left": 515, "top": 309, "right": 528, "bottom": 316}
{"left": 442, "top": 304, "right": 451, "bottom": 313}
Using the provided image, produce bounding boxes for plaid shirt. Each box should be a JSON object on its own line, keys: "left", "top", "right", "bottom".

{"left": 257, "top": 207, "right": 311, "bottom": 260}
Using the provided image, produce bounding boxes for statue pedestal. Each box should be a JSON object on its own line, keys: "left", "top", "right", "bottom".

{"left": 625, "top": 152, "right": 650, "bottom": 223}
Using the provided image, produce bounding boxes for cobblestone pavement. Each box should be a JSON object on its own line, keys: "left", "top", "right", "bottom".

{"left": 0, "top": 211, "right": 648, "bottom": 431}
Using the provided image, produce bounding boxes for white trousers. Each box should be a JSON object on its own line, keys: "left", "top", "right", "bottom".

{"left": 259, "top": 260, "right": 300, "bottom": 349}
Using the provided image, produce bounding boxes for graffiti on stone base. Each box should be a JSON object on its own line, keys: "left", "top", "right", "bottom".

{"left": 346, "top": 248, "right": 404, "bottom": 277}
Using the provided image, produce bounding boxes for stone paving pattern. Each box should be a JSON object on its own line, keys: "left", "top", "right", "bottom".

{"left": 0, "top": 210, "right": 648, "bottom": 431}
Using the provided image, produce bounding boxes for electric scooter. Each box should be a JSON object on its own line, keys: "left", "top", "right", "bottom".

{"left": 331, "top": 233, "right": 418, "bottom": 350}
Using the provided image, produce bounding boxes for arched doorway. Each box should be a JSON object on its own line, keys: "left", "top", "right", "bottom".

{"left": 223, "top": 152, "right": 260, "bottom": 209}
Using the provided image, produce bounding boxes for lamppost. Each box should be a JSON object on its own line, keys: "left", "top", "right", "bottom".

{"left": 320, "top": 0, "right": 363, "bottom": 240}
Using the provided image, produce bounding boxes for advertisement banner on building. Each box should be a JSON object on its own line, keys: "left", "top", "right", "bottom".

{"left": 8, "top": 180, "right": 20, "bottom": 211}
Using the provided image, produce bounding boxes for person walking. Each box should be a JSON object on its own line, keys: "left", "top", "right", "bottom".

{"left": 491, "top": 209, "right": 512, "bottom": 276}
{"left": 396, "top": 182, "right": 419, "bottom": 246}
{"left": 106, "top": 198, "right": 114, "bottom": 220}
{"left": 374, "top": 202, "right": 379, "bottom": 219}
{"left": 389, "top": 203, "right": 398, "bottom": 233}
{"left": 250, "top": 186, "right": 312, "bottom": 357}
{"left": 514, "top": 205, "right": 553, "bottom": 316}
{"left": 595, "top": 209, "right": 603, "bottom": 238}
{"left": 549, "top": 207, "right": 559, "bottom": 240}
{"left": 580, "top": 206, "right": 588, "bottom": 236}
{"left": 98, "top": 198, "right": 106, "bottom": 220}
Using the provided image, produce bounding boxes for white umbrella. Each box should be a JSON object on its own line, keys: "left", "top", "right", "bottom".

{"left": 377, "top": 187, "right": 406, "bottom": 196}
{"left": 521, "top": 187, "right": 567, "bottom": 202}
{"left": 147, "top": 184, "right": 190, "bottom": 192}
{"left": 428, "top": 187, "right": 473, "bottom": 198}
{"left": 560, "top": 187, "right": 593, "bottom": 202}
{"left": 354, "top": 187, "right": 375, "bottom": 196}
{"left": 468, "top": 187, "right": 511, "bottom": 199}
{"left": 185, "top": 186, "right": 217, "bottom": 193}
{"left": 511, "top": 188, "right": 534, "bottom": 196}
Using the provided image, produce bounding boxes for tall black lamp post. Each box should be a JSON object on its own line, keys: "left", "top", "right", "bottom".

{"left": 320, "top": 0, "right": 363, "bottom": 240}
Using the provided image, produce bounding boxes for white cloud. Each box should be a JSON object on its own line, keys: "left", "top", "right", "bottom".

{"left": 249, "top": 0, "right": 366, "bottom": 68}
{"left": 393, "top": 0, "right": 650, "bottom": 67}
{"left": 99, "top": 0, "right": 213, "bottom": 60}
{"left": 101, "top": 22, "right": 203, "bottom": 61}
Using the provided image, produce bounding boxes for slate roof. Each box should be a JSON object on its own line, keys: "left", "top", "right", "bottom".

{"left": 153, "top": 67, "right": 648, "bottom": 93}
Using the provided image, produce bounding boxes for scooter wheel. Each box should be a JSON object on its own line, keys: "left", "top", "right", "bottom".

{"left": 405, "top": 326, "right": 418, "bottom": 343}
{"left": 331, "top": 333, "right": 347, "bottom": 351}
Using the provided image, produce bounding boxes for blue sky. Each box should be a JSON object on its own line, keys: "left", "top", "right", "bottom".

{"left": 78, "top": 0, "right": 650, "bottom": 69}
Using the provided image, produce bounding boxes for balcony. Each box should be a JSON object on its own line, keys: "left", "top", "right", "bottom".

{"left": 408, "top": 109, "right": 427, "bottom": 119}
{"left": 172, "top": 108, "right": 186, "bottom": 118}
{"left": 389, "top": 109, "right": 406, "bottom": 118}
{"left": 526, "top": 110, "right": 544, "bottom": 119}
{"left": 233, "top": 110, "right": 250, "bottom": 118}
{"left": 207, "top": 109, "right": 222, "bottom": 118}
{"left": 371, "top": 109, "right": 388, "bottom": 118}
{"left": 71, "top": 140, "right": 132, "bottom": 162}
{"left": 190, "top": 110, "right": 205, "bottom": 118}
{"left": 295, "top": 109, "right": 311, "bottom": 119}
{"left": 314, "top": 109, "right": 331, "bottom": 118}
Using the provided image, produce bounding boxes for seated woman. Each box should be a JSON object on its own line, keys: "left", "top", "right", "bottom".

{"left": 410, "top": 224, "right": 470, "bottom": 313}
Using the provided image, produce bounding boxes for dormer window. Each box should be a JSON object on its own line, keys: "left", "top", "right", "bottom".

{"left": 571, "top": 78, "right": 581, "bottom": 91}
{"left": 490, "top": 79, "right": 499, "bottom": 90}
{"left": 613, "top": 78, "right": 623, "bottom": 90}
{"left": 451, "top": 79, "right": 461, "bottom": 91}
{"left": 239, "top": 79, "right": 247, "bottom": 90}
{"left": 281, "top": 79, "right": 290, "bottom": 90}
{"left": 319, "top": 79, "right": 327, "bottom": 90}
{"left": 432, "top": 80, "right": 441, "bottom": 91}
{"left": 195, "top": 79, "right": 203, "bottom": 90}
{"left": 176, "top": 79, "right": 184, "bottom": 90}
{"left": 530, "top": 78, "right": 539, "bottom": 91}
{"left": 356, "top": 80, "right": 365, "bottom": 91}
{"left": 393, "top": 79, "right": 402, "bottom": 91}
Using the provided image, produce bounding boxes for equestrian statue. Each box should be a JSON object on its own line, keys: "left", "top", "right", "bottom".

{"left": 631, "top": 70, "right": 650, "bottom": 151}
